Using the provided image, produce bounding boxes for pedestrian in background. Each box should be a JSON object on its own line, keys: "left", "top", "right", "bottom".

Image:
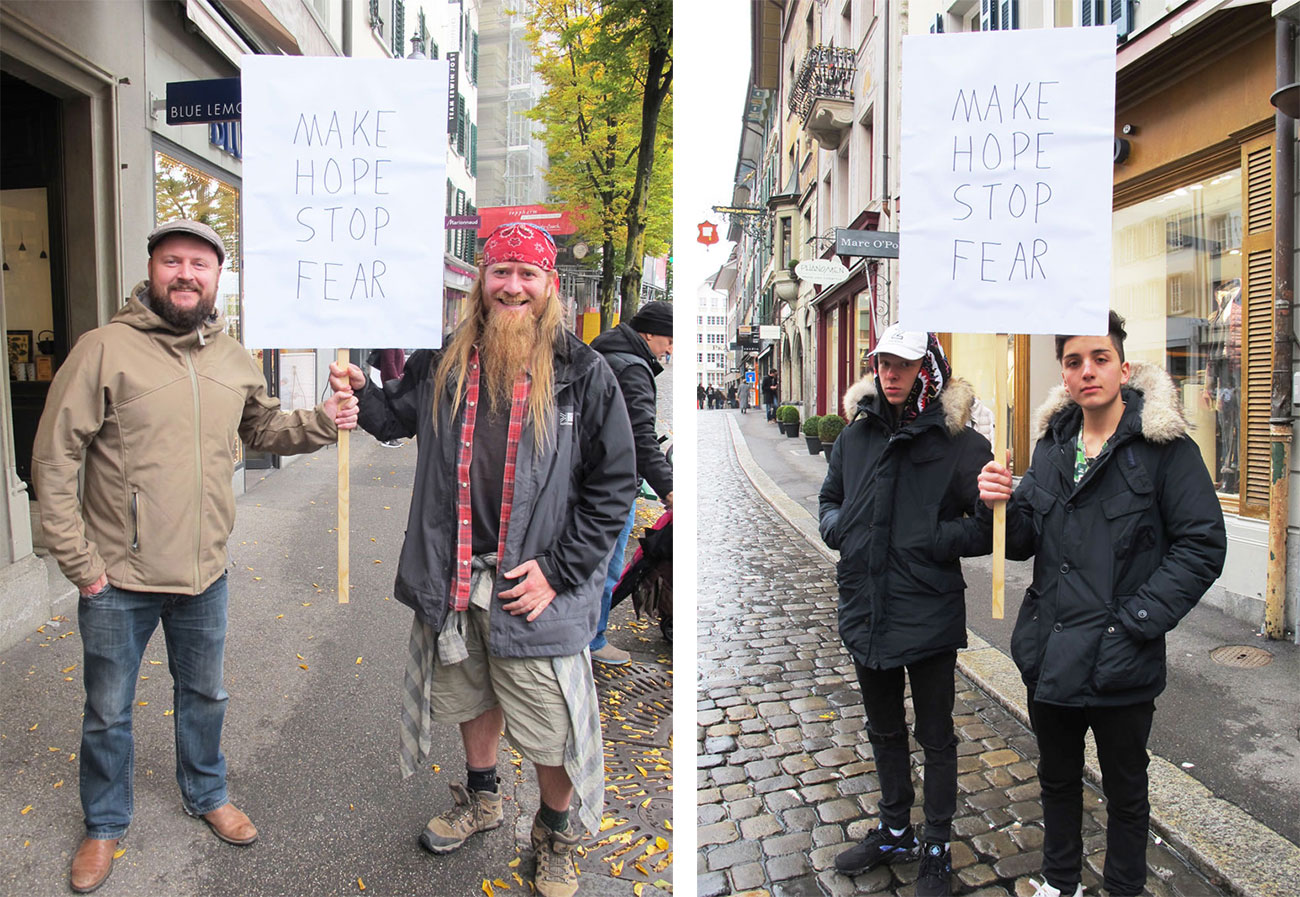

{"left": 818, "top": 324, "right": 991, "bottom": 896}
{"left": 761, "top": 370, "right": 778, "bottom": 420}
{"left": 977, "top": 311, "right": 1225, "bottom": 897}
{"left": 330, "top": 222, "right": 636, "bottom": 897}
{"left": 586, "top": 300, "right": 674, "bottom": 666}
{"left": 697, "top": 381, "right": 706, "bottom": 410}
{"left": 727, "top": 383, "right": 737, "bottom": 408}
{"left": 33, "top": 220, "right": 356, "bottom": 894}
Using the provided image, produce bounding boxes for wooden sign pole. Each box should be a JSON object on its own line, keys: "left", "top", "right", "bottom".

{"left": 991, "top": 334, "right": 1008, "bottom": 619}
{"left": 337, "top": 348, "right": 350, "bottom": 604}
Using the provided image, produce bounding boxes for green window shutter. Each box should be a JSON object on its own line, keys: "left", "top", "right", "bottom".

{"left": 456, "top": 94, "right": 467, "bottom": 155}
{"left": 470, "top": 123, "right": 478, "bottom": 176}
{"left": 455, "top": 190, "right": 466, "bottom": 260}
{"left": 393, "top": 1, "right": 405, "bottom": 56}
{"left": 446, "top": 178, "right": 455, "bottom": 253}
{"left": 471, "top": 32, "right": 479, "bottom": 83}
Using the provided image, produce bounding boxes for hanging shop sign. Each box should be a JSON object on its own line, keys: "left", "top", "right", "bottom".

{"left": 795, "top": 258, "right": 850, "bottom": 285}
{"left": 166, "top": 77, "right": 242, "bottom": 125}
{"left": 835, "top": 229, "right": 900, "bottom": 258}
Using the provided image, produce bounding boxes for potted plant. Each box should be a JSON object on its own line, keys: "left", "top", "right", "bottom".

{"left": 802, "top": 416, "right": 822, "bottom": 454}
{"left": 778, "top": 405, "right": 801, "bottom": 437}
{"left": 818, "top": 414, "right": 846, "bottom": 454}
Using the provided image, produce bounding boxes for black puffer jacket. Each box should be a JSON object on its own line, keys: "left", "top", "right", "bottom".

{"left": 355, "top": 330, "right": 637, "bottom": 657}
{"left": 1005, "top": 362, "right": 1226, "bottom": 706}
{"left": 590, "top": 323, "right": 671, "bottom": 499}
{"left": 819, "top": 376, "right": 992, "bottom": 670}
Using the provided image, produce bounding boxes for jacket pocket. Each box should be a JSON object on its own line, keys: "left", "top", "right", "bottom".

{"left": 912, "top": 561, "right": 966, "bottom": 595}
{"left": 1010, "top": 587, "right": 1042, "bottom": 680}
{"left": 130, "top": 492, "right": 140, "bottom": 552}
{"left": 1091, "top": 609, "right": 1162, "bottom": 693}
{"left": 1101, "top": 491, "right": 1153, "bottom": 557}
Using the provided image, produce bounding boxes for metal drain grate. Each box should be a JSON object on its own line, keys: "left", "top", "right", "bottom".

{"left": 587, "top": 663, "right": 673, "bottom": 888}
{"left": 1210, "top": 644, "right": 1273, "bottom": 668}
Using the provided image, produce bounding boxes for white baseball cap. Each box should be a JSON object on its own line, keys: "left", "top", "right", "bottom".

{"left": 868, "top": 324, "right": 929, "bottom": 361}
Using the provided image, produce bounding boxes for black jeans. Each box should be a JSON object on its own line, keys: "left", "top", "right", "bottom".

{"left": 1028, "top": 695, "right": 1155, "bottom": 897}
{"left": 854, "top": 650, "right": 958, "bottom": 843}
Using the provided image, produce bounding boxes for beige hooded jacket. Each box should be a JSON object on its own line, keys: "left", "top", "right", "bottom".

{"left": 32, "top": 283, "right": 338, "bottom": 595}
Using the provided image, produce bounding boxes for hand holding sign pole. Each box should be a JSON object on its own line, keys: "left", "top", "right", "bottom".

{"left": 241, "top": 56, "right": 450, "bottom": 602}
{"left": 898, "top": 27, "right": 1115, "bottom": 618}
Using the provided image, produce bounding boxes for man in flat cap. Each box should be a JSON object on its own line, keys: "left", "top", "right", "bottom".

{"left": 329, "top": 222, "right": 636, "bottom": 896}
{"left": 586, "top": 300, "right": 673, "bottom": 665}
{"left": 33, "top": 219, "right": 358, "bottom": 893}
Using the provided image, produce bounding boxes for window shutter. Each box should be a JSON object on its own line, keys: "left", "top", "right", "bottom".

{"left": 470, "top": 123, "right": 478, "bottom": 176}
{"left": 446, "top": 178, "right": 455, "bottom": 254}
{"left": 393, "top": 0, "right": 405, "bottom": 56}
{"left": 930, "top": 13, "right": 944, "bottom": 32}
{"left": 456, "top": 94, "right": 467, "bottom": 155}
{"left": 1239, "top": 136, "right": 1275, "bottom": 516}
{"left": 1112, "top": 0, "right": 1134, "bottom": 39}
{"left": 455, "top": 189, "right": 467, "bottom": 261}
{"left": 471, "top": 32, "right": 479, "bottom": 83}
{"left": 1000, "top": 0, "right": 1019, "bottom": 29}
{"left": 1081, "top": 0, "right": 1092, "bottom": 27}
{"left": 980, "top": 0, "right": 1000, "bottom": 30}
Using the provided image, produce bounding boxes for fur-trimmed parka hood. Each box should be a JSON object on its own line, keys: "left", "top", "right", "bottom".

{"left": 842, "top": 374, "right": 976, "bottom": 437}
{"left": 1032, "top": 360, "right": 1187, "bottom": 444}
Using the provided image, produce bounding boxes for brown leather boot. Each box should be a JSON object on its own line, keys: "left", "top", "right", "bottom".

{"left": 69, "top": 836, "right": 118, "bottom": 893}
{"left": 201, "top": 803, "right": 258, "bottom": 845}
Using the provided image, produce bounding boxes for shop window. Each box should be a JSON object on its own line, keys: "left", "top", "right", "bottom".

{"left": 1112, "top": 166, "right": 1250, "bottom": 507}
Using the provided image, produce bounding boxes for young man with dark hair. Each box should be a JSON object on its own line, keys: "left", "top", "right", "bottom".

{"left": 819, "top": 325, "right": 991, "bottom": 896}
{"left": 978, "top": 310, "right": 1226, "bottom": 897}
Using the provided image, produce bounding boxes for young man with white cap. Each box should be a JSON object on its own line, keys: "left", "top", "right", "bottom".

{"left": 817, "top": 324, "right": 992, "bottom": 896}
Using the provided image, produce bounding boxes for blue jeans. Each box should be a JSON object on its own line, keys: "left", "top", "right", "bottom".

{"left": 590, "top": 500, "right": 638, "bottom": 651}
{"left": 77, "top": 574, "right": 231, "bottom": 837}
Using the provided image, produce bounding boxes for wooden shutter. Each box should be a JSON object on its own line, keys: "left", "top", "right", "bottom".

{"left": 1239, "top": 135, "right": 1275, "bottom": 517}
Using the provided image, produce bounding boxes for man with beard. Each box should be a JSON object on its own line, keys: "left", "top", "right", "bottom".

{"left": 328, "top": 222, "right": 636, "bottom": 897}
{"left": 32, "top": 219, "right": 358, "bottom": 893}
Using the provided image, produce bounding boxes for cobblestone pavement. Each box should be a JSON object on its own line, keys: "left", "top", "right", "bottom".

{"left": 695, "top": 412, "right": 1223, "bottom": 897}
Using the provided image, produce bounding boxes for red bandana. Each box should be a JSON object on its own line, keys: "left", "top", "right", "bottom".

{"left": 482, "top": 223, "right": 557, "bottom": 272}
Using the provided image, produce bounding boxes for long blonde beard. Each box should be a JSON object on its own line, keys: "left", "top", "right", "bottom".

{"left": 481, "top": 309, "right": 537, "bottom": 412}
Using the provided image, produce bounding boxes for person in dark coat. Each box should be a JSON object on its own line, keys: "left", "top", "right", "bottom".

{"left": 977, "top": 311, "right": 1226, "bottom": 897}
{"left": 818, "top": 325, "right": 991, "bottom": 896}
{"left": 697, "top": 382, "right": 706, "bottom": 410}
{"left": 586, "top": 301, "right": 673, "bottom": 665}
{"left": 761, "top": 371, "right": 778, "bottom": 420}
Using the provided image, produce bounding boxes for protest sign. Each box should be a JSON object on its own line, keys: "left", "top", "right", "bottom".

{"left": 898, "top": 28, "right": 1115, "bottom": 336}
{"left": 240, "top": 56, "right": 449, "bottom": 350}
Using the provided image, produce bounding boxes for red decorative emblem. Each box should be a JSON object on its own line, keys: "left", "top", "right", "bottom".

{"left": 697, "top": 221, "right": 719, "bottom": 246}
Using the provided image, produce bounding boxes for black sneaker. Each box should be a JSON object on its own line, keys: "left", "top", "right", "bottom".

{"left": 833, "top": 823, "right": 919, "bottom": 875}
{"left": 915, "top": 841, "right": 952, "bottom": 896}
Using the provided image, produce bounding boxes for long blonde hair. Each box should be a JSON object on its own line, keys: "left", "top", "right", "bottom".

{"left": 432, "top": 273, "right": 565, "bottom": 451}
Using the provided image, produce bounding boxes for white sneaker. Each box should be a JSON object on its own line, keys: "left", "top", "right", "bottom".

{"left": 1029, "top": 880, "right": 1083, "bottom": 897}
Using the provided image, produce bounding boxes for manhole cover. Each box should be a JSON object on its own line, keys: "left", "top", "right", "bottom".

{"left": 1210, "top": 645, "right": 1273, "bottom": 668}
{"left": 589, "top": 664, "right": 673, "bottom": 888}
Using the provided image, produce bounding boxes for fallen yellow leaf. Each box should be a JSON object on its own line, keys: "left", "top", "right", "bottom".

{"left": 137, "top": 701, "right": 148, "bottom": 706}
{"left": 253, "top": 577, "right": 262, "bottom": 581}
{"left": 481, "top": 879, "right": 494, "bottom": 897}
{"left": 20, "top": 805, "right": 32, "bottom": 815}
{"left": 655, "top": 837, "right": 668, "bottom": 850}
{"left": 53, "top": 780, "right": 63, "bottom": 788}
{"left": 493, "top": 879, "right": 510, "bottom": 890}
{"left": 149, "top": 660, "right": 161, "bottom": 665}
{"left": 61, "top": 665, "right": 76, "bottom": 673}
{"left": 358, "top": 878, "right": 365, "bottom": 891}
{"left": 635, "top": 862, "right": 648, "bottom": 875}
{"left": 296, "top": 654, "right": 304, "bottom": 660}
{"left": 48, "top": 747, "right": 59, "bottom": 752}
{"left": 276, "top": 614, "right": 284, "bottom": 619}
{"left": 302, "top": 602, "right": 312, "bottom": 607}
{"left": 507, "top": 857, "right": 520, "bottom": 868}
{"left": 373, "top": 559, "right": 382, "bottom": 565}
{"left": 610, "top": 860, "right": 623, "bottom": 877}
{"left": 113, "top": 848, "right": 125, "bottom": 859}
{"left": 356, "top": 657, "right": 363, "bottom": 665}
{"left": 299, "top": 664, "right": 309, "bottom": 671}
{"left": 511, "top": 872, "right": 525, "bottom": 887}
{"left": 28, "top": 724, "right": 37, "bottom": 732}
{"left": 633, "top": 884, "right": 644, "bottom": 897}
{"left": 164, "top": 710, "right": 174, "bottom": 717}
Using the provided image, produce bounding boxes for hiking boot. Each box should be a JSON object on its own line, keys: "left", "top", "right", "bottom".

{"left": 915, "top": 841, "right": 952, "bottom": 896}
{"left": 832, "top": 823, "right": 919, "bottom": 875}
{"left": 418, "top": 782, "right": 502, "bottom": 854}
{"left": 530, "top": 813, "right": 581, "bottom": 897}
{"left": 590, "top": 643, "right": 631, "bottom": 666}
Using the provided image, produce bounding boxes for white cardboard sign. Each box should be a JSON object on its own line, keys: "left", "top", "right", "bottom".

{"left": 898, "top": 28, "right": 1115, "bottom": 336}
{"left": 240, "top": 56, "right": 448, "bottom": 349}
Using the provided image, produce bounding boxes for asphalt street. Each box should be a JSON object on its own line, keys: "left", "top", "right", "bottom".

{"left": 1, "top": 379, "right": 674, "bottom": 897}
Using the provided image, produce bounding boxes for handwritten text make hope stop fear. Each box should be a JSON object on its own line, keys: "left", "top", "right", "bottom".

{"left": 947, "top": 81, "right": 1058, "bottom": 285}
{"left": 290, "top": 109, "right": 396, "bottom": 302}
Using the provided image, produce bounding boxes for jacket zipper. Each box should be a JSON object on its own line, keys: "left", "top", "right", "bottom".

{"left": 130, "top": 492, "right": 139, "bottom": 551}
{"left": 185, "top": 348, "right": 202, "bottom": 591}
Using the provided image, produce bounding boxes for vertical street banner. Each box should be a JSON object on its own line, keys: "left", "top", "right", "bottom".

{"left": 240, "top": 56, "right": 449, "bottom": 349}
{"left": 898, "top": 28, "right": 1115, "bottom": 335}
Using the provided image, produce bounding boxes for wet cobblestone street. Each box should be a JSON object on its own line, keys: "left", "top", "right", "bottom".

{"left": 695, "top": 411, "right": 1224, "bottom": 897}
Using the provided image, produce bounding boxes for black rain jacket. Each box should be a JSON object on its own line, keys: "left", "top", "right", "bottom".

{"left": 355, "top": 330, "right": 637, "bottom": 657}
{"left": 590, "top": 323, "right": 672, "bottom": 500}
{"left": 819, "top": 376, "right": 992, "bottom": 670}
{"left": 1003, "top": 362, "right": 1227, "bottom": 706}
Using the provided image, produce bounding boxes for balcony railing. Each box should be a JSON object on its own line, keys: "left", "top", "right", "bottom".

{"left": 788, "top": 46, "right": 856, "bottom": 123}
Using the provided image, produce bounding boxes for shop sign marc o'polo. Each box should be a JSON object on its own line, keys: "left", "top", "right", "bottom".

{"left": 795, "top": 259, "right": 850, "bottom": 285}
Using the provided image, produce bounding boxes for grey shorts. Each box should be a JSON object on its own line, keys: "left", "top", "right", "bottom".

{"left": 429, "top": 604, "right": 571, "bottom": 767}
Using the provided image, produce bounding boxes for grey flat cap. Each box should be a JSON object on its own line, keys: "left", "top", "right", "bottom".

{"left": 147, "top": 219, "right": 226, "bottom": 265}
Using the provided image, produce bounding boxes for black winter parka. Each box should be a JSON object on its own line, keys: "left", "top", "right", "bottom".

{"left": 819, "top": 376, "right": 992, "bottom": 670}
{"left": 1004, "top": 362, "right": 1226, "bottom": 707}
{"left": 589, "top": 323, "right": 672, "bottom": 500}
{"left": 355, "top": 331, "right": 637, "bottom": 657}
